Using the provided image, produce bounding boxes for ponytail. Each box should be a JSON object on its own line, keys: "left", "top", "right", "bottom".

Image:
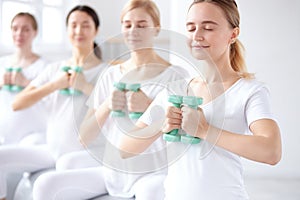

{"left": 230, "top": 39, "right": 254, "bottom": 79}
{"left": 93, "top": 42, "right": 102, "bottom": 60}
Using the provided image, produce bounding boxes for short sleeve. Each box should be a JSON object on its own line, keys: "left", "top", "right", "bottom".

{"left": 245, "top": 86, "right": 276, "bottom": 126}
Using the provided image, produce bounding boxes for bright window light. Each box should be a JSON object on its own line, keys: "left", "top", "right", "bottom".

{"left": 42, "top": 7, "right": 63, "bottom": 44}
{"left": 43, "top": 0, "right": 62, "bottom": 6}
{"left": 1, "top": 2, "right": 30, "bottom": 45}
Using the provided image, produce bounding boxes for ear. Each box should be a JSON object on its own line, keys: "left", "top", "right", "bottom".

{"left": 230, "top": 27, "right": 240, "bottom": 43}
{"left": 154, "top": 26, "right": 160, "bottom": 37}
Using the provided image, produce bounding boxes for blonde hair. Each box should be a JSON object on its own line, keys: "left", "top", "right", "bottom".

{"left": 189, "top": 0, "right": 253, "bottom": 79}
{"left": 121, "top": 0, "right": 161, "bottom": 27}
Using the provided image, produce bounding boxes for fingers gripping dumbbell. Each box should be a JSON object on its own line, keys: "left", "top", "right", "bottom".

{"left": 180, "top": 96, "right": 203, "bottom": 144}
{"left": 126, "top": 83, "right": 143, "bottom": 119}
{"left": 163, "top": 95, "right": 203, "bottom": 144}
{"left": 163, "top": 95, "right": 183, "bottom": 142}
{"left": 3, "top": 67, "right": 24, "bottom": 92}
{"left": 111, "top": 82, "right": 126, "bottom": 117}
{"left": 59, "top": 66, "right": 83, "bottom": 96}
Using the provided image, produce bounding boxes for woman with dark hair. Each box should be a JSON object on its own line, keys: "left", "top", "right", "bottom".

{"left": 0, "top": 5, "right": 106, "bottom": 200}
{"left": 0, "top": 12, "right": 48, "bottom": 145}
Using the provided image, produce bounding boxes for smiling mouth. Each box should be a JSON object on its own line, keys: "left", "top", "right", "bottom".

{"left": 192, "top": 45, "right": 209, "bottom": 49}
{"left": 127, "top": 39, "right": 141, "bottom": 43}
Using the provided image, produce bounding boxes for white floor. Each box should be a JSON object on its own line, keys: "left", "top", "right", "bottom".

{"left": 9, "top": 174, "right": 300, "bottom": 200}
{"left": 245, "top": 177, "right": 300, "bottom": 200}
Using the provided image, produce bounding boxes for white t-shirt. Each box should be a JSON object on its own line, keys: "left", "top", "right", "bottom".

{"left": 139, "top": 78, "right": 275, "bottom": 200}
{"left": 0, "top": 56, "right": 48, "bottom": 144}
{"left": 31, "top": 61, "right": 107, "bottom": 159}
{"left": 92, "top": 64, "right": 189, "bottom": 198}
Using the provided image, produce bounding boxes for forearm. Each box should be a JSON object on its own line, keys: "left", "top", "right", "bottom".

{"left": 79, "top": 100, "right": 111, "bottom": 145}
{"left": 12, "top": 82, "right": 58, "bottom": 110}
{"left": 206, "top": 123, "right": 281, "bottom": 165}
{"left": 80, "top": 83, "right": 94, "bottom": 96}
{"left": 119, "top": 120, "right": 164, "bottom": 158}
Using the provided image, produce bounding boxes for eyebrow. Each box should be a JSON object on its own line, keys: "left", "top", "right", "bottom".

{"left": 122, "top": 20, "right": 148, "bottom": 23}
{"left": 186, "top": 20, "right": 219, "bottom": 26}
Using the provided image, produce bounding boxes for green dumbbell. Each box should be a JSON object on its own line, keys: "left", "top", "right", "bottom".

{"left": 2, "top": 67, "right": 24, "bottom": 92}
{"left": 111, "top": 82, "right": 126, "bottom": 117}
{"left": 10, "top": 67, "right": 24, "bottom": 92}
{"left": 163, "top": 95, "right": 183, "bottom": 142}
{"left": 180, "top": 96, "right": 203, "bottom": 144}
{"left": 59, "top": 66, "right": 83, "bottom": 96}
{"left": 126, "top": 83, "right": 144, "bottom": 119}
{"left": 2, "top": 67, "right": 13, "bottom": 91}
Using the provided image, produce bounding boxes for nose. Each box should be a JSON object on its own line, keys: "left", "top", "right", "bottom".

{"left": 74, "top": 26, "right": 82, "bottom": 34}
{"left": 129, "top": 25, "right": 139, "bottom": 36}
{"left": 193, "top": 28, "right": 204, "bottom": 41}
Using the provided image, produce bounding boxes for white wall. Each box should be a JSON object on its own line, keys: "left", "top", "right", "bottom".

{"left": 238, "top": 0, "right": 300, "bottom": 178}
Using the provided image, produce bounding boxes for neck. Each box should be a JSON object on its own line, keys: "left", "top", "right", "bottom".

{"left": 130, "top": 49, "right": 161, "bottom": 66}
{"left": 12, "top": 47, "right": 37, "bottom": 67}
{"left": 14, "top": 46, "right": 34, "bottom": 59}
{"left": 72, "top": 47, "right": 93, "bottom": 66}
{"left": 71, "top": 47, "right": 101, "bottom": 69}
{"left": 201, "top": 52, "right": 239, "bottom": 84}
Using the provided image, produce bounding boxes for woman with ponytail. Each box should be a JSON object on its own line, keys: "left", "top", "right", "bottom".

{"left": 119, "top": 0, "right": 282, "bottom": 199}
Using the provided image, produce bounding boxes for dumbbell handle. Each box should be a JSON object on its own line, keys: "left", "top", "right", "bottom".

{"left": 163, "top": 95, "right": 183, "bottom": 142}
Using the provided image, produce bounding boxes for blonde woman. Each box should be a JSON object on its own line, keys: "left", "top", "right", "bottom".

{"left": 120, "top": 0, "right": 282, "bottom": 199}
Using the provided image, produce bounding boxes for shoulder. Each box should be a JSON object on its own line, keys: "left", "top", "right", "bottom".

{"left": 0, "top": 55, "right": 11, "bottom": 66}
{"left": 164, "top": 78, "right": 192, "bottom": 96}
{"left": 237, "top": 78, "right": 269, "bottom": 93}
{"left": 167, "top": 65, "right": 190, "bottom": 78}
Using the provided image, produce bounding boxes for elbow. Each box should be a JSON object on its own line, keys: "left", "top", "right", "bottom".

{"left": 265, "top": 145, "right": 282, "bottom": 165}
{"left": 267, "top": 150, "right": 282, "bottom": 166}
{"left": 12, "top": 100, "right": 22, "bottom": 111}
{"left": 119, "top": 145, "right": 137, "bottom": 159}
{"left": 120, "top": 151, "right": 131, "bottom": 159}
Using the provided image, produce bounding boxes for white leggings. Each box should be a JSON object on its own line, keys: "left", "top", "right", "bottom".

{"left": 55, "top": 150, "right": 101, "bottom": 171}
{"left": 33, "top": 167, "right": 166, "bottom": 200}
{"left": 0, "top": 145, "right": 55, "bottom": 198}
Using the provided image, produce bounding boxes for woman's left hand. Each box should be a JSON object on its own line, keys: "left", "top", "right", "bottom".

{"left": 181, "top": 106, "right": 208, "bottom": 139}
{"left": 11, "top": 72, "right": 30, "bottom": 87}
{"left": 126, "top": 89, "right": 152, "bottom": 113}
{"left": 69, "top": 71, "right": 88, "bottom": 91}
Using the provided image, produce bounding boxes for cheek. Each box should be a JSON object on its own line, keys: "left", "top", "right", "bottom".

{"left": 186, "top": 36, "right": 193, "bottom": 49}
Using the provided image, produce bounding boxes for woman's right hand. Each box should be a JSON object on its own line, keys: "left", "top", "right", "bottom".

{"left": 161, "top": 106, "right": 182, "bottom": 133}
{"left": 1, "top": 71, "right": 11, "bottom": 87}
{"left": 108, "top": 89, "right": 126, "bottom": 111}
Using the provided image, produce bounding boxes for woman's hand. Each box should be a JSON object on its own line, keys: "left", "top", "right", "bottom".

{"left": 181, "top": 106, "right": 208, "bottom": 139}
{"left": 108, "top": 89, "right": 127, "bottom": 111}
{"left": 11, "top": 71, "right": 30, "bottom": 87}
{"left": 161, "top": 106, "right": 182, "bottom": 133}
{"left": 69, "top": 71, "right": 86, "bottom": 91}
{"left": 126, "top": 90, "right": 152, "bottom": 113}
{"left": 0, "top": 71, "right": 10, "bottom": 87}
